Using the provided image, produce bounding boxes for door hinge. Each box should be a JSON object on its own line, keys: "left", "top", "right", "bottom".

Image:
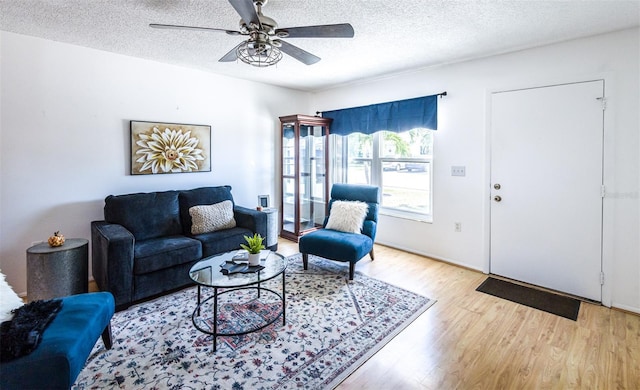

{"left": 600, "top": 272, "right": 605, "bottom": 285}
{"left": 601, "top": 185, "right": 606, "bottom": 198}
{"left": 596, "top": 97, "right": 607, "bottom": 110}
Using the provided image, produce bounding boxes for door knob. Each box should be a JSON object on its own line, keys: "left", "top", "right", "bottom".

{"left": 494, "top": 195, "right": 502, "bottom": 202}
{"left": 494, "top": 183, "right": 501, "bottom": 190}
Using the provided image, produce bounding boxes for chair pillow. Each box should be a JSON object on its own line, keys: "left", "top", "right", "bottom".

{"left": 0, "top": 270, "right": 24, "bottom": 323}
{"left": 189, "top": 200, "right": 236, "bottom": 235}
{"left": 325, "top": 200, "right": 369, "bottom": 233}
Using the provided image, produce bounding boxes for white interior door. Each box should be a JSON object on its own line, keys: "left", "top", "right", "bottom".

{"left": 490, "top": 81, "right": 604, "bottom": 301}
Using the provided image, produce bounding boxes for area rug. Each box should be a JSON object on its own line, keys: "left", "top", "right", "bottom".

{"left": 476, "top": 277, "right": 580, "bottom": 321}
{"left": 73, "top": 254, "right": 435, "bottom": 389}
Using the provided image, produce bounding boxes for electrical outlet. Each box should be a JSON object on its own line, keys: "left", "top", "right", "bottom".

{"left": 454, "top": 222, "right": 462, "bottom": 232}
{"left": 451, "top": 166, "right": 466, "bottom": 176}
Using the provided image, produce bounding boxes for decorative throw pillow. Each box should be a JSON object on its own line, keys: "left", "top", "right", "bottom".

{"left": 0, "top": 270, "right": 24, "bottom": 323}
{"left": 325, "top": 200, "right": 369, "bottom": 234}
{"left": 189, "top": 200, "right": 236, "bottom": 235}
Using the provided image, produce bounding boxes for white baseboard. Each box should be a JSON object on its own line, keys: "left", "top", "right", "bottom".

{"left": 611, "top": 303, "right": 640, "bottom": 315}
{"left": 375, "top": 239, "right": 484, "bottom": 272}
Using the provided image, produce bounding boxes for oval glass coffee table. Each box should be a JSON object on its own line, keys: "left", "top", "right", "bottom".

{"left": 189, "top": 250, "right": 286, "bottom": 352}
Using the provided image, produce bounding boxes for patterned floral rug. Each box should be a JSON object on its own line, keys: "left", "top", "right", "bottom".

{"left": 73, "top": 254, "right": 435, "bottom": 389}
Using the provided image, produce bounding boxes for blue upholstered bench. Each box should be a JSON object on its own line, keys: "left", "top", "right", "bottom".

{"left": 0, "top": 292, "right": 115, "bottom": 390}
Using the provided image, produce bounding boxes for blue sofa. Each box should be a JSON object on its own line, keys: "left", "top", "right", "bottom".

{"left": 0, "top": 292, "right": 115, "bottom": 390}
{"left": 91, "top": 186, "right": 266, "bottom": 310}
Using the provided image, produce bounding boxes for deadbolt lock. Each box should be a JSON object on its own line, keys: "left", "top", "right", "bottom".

{"left": 494, "top": 195, "right": 502, "bottom": 202}
{"left": 493, "top": 183, "right": 501, "bottom": 190}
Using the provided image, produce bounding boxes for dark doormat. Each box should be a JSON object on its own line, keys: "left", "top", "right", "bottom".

{"left": 476, "top": 277, "right": 581, "bottom": 321}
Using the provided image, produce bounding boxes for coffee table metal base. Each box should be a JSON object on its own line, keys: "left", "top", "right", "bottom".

{"left": 191, "top": 272, "right": 286, "bottom": 352}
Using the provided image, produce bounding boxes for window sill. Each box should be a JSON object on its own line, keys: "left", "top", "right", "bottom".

{"left": 379, "top": 209, "right": 433, "bottom": 223}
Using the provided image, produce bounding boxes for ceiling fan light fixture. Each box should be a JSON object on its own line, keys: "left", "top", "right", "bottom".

{"left": 151, "top": 0, "right": 354, "bottom": 67}
{"left": 237, "top": 37, "right": 282, "bottom": 67}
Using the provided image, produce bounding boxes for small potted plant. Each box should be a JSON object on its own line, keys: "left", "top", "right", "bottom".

{"left": 241, "top": 233, "right": 265, "bottom": 266}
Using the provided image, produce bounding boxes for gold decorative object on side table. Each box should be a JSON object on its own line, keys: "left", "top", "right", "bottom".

{"left": 47, "top": 231, "right": 65, "bottom": 247}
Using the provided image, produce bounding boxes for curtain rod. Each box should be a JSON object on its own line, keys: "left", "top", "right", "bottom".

{"left": 315, "top": 91, "right": 447, "bottom": 116}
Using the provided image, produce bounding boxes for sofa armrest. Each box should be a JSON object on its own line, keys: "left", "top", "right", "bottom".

{"left": 91, "top": 221, "right": 135, "bottom": 309}
{"left": 234, "top": 206, "right": 267, "bottom": 239}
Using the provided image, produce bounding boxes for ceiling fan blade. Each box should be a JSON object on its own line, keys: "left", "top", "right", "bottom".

{"left": 228, "top": 0, "right": 261, "bottom": 28}
{"left": 275, "top": 23, "right": 354, "bottom": 38}
{"left": 150, "top": 23, "right": 241, "bottom": 35}
{"left": 276, "top": 40, "right": 321, "bottom": 65}
{"left": 219, "top": 43, "right": 242, "bottom": 62}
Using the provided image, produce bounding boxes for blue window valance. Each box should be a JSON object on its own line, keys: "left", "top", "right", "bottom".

{"left": 321, "top": 93, "right": 440, "bottom": 136}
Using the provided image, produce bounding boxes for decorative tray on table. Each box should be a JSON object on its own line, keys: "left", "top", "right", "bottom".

{"left": 219, "top": 261, "right": 264, "bottom": 275}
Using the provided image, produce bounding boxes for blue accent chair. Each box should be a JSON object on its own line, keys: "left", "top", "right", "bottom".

{"left": 0, "top": 292, "right": 115, "bottom": 390}
{"left": 299, "top": 183, "right": 380, "bottom": 280}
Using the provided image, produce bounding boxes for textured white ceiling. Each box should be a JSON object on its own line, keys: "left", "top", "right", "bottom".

{"left": 1, "top": 0, "right": 639, "bottom": 91}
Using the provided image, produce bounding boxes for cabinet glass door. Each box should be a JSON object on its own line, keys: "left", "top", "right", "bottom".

{"left": 299, "top": 124, "right": 327, "bottom": 231}
{"left": 282, "top": 124, "right": 296, "bottom": 236}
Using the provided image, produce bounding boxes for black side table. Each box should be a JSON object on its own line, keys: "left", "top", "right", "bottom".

{"left": 26, "top": 238, "right": 89, "bottom": 301}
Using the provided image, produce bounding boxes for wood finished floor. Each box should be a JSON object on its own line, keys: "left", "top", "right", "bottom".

{"left": 276, "top": 239, "right": 640, "bottom": 389}
{"left": 87, "top": 239, "right": 639, "bottom": 388}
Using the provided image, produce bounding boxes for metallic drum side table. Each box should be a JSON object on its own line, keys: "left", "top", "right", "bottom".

{"left": 26, "top": 238, "right": 89, "bottom": 301}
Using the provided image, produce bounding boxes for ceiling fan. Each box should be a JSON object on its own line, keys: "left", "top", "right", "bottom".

{"left": 150, "top": 0, "right": 354, "bottom": 67}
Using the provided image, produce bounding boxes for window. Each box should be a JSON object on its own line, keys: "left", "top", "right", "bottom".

{"left": 332, "top": 128, "right": 434, "bottom": 220}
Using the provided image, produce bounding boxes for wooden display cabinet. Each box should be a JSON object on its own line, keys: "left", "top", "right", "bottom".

{"left": 279, "top": 114, "right": 332, "bottom": 241}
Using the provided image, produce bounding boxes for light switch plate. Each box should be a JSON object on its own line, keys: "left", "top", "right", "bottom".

{"left": 451, "top": 166, "right": 466, "bottom": 176}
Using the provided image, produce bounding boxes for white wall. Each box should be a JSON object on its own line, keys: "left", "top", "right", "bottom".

{"left": 0, "top": 31, "right": 308, "bottom": 295}
{"left": 310, "top": 28, "right": 640, "bottom": 312}
{"left": 2, "top": 28, "right": 638, "bottom": 313}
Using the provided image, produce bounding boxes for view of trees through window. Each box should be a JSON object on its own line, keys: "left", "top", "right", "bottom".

{"left": 344, "top": 128, "right": 434, "bottom": 217}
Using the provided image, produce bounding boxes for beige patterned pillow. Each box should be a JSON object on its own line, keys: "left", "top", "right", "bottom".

{"left": 189, "top": 200, "right": 236, "bottom": 235}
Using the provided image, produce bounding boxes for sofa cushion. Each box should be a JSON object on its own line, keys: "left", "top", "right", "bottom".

{"left": 193, "top": 226, "right": 254, "bottom": 258}
{"left": 104, "top": 190, "right": 181, "bottom": 241}
{"left": 179, "top": 186, "right": 235, "bottom": 235}
{"left": 189, "top": 200, "right": 236, "bottom": 234}
{"left": 133, "top": 262, "right": 196, "bottom": 303}
{"left": 133, "top": 235, "right": 202, "bottom": 275}
{"left": 299, "top": 229, "right": 373, "bottom": 263}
